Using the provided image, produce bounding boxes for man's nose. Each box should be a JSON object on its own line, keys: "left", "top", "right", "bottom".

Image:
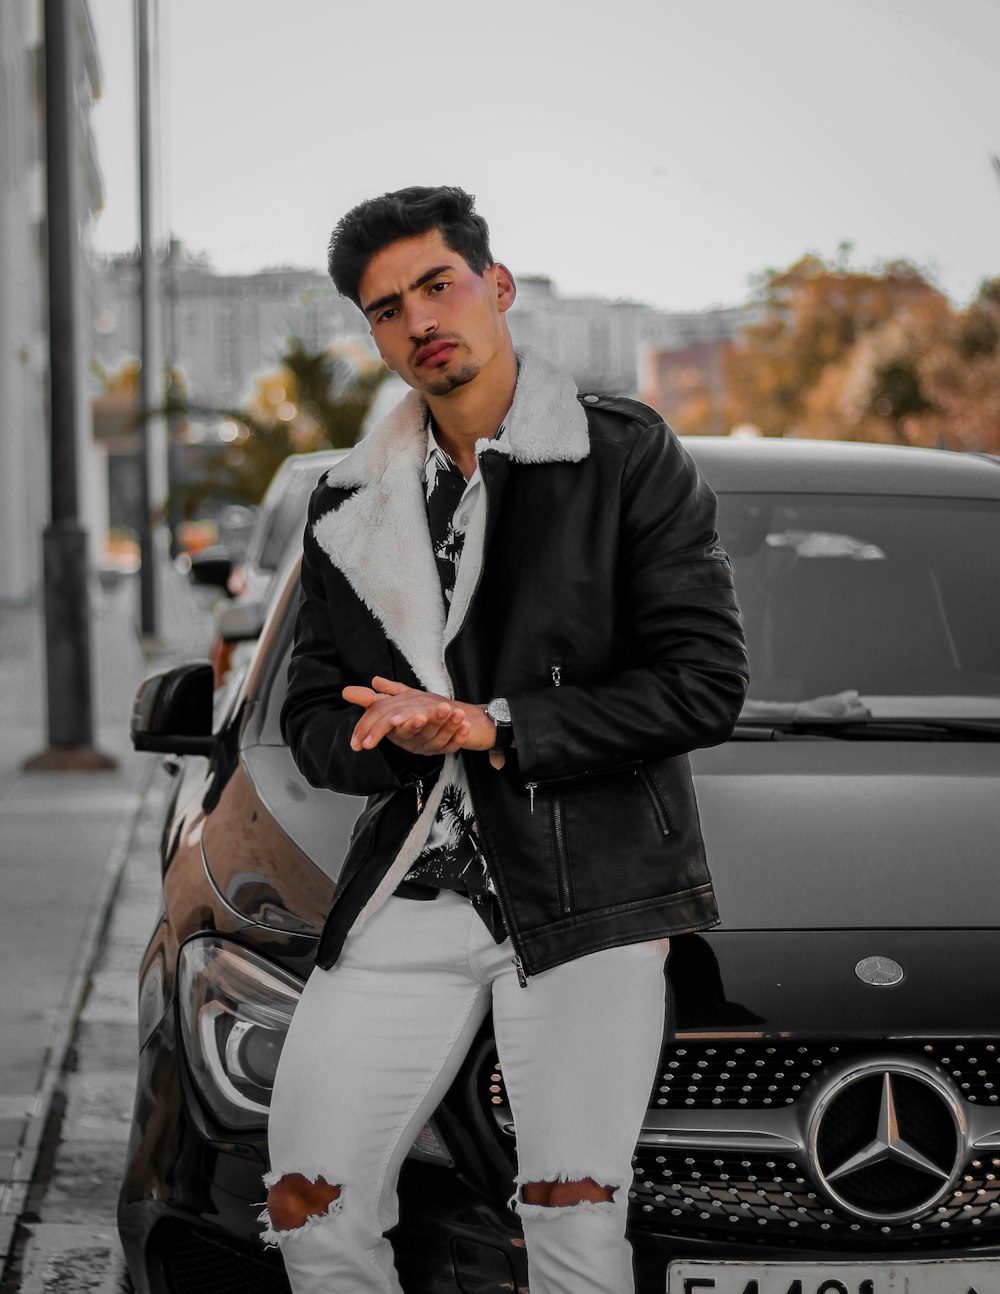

{"left": 405, "top": 301, "right": 438, "bottom": 339}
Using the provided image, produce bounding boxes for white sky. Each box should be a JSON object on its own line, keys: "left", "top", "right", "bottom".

{"left": 89, "top": 0, "right": 1000, "bottom": 311}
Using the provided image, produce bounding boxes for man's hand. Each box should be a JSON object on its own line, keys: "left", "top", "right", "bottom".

{"left": 343, "top": 676, "right": 497, "bottom": 757}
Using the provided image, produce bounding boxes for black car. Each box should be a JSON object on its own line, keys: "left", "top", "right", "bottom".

{"left": 121, "top": 437, "right": 1000, "bottom": 1294}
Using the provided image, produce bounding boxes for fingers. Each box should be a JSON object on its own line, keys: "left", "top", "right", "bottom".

{"left": 361, "top": 701, "right": 451, "bottom": 750}
{"left": 370, "top": 676, "right": 409, "bottom": 696}
{"left": 342, "top": 677, "right": 405, "bottom": 709}
{"left": 342, "top": 685, "right": 378, "bottom": 708}
{"left": 342, "top": 680, "right": 477, "bottom": 755}
{"left": 388, "top": 712, "right": 472, "bottom": 755}
{"left": 350, "top": 699, "right": 460, "bottom": 752}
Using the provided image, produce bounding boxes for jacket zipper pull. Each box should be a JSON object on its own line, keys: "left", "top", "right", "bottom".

{"left": 414, "top": 778, "right": 424, "bottom": 813}
{"left": 551, "top": 665, "right": 562, "bottom": 687}
{"left": 526, "top": 781, "right": 537, "bottom": 813}
{"left": 511, "top": 953, "right": 527, "bottom": 988}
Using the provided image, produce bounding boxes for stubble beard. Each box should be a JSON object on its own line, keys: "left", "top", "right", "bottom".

{"left": 420, "top": 358, "right": 480, "bottom": 397}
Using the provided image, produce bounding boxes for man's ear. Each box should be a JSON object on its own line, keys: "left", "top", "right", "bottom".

{"left": 491, "top": 263, "right": 516, "bottom": 313}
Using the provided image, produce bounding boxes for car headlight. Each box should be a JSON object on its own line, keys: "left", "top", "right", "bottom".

{"left": 177, "top": 936, "right": 303, "bottom": 1131}
{"left": 175, "top": 934, "right": 455, "bottom": 1164}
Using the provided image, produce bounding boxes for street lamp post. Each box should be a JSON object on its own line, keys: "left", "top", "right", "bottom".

{"left": 25, "top": 0, "right": 115, "bottom": 771}
{"left": 135, "top": 0, "right": 159, "bottom": 638}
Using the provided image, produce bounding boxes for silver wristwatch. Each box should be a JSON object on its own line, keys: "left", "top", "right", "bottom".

{"left": 484, "top": 697, "right": 511, "bottom": 727}
{"left": 484, "top": 697, "right": 514, "bottom": 750}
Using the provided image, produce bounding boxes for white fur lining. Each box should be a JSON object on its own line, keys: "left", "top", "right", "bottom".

{"left": 311, "top": 398, "right": 451, "bottom": 697}
{"left": 311, "top": 349, "right": 588, "bottom": 689}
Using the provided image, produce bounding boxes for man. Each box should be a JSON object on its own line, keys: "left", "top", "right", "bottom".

{"left": 264, "top": 186, "right": 748, "bottom": 1294}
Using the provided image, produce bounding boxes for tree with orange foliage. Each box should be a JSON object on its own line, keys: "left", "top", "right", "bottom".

{"left": 918, "top": 279, "right": 1000, "bottom": 453}
{"left": 722, "top": 253, "right": 1000, "bottom": 453}
{"left": 723, "top": 253, "right": 948, "bottom": 442}
{"left": 165, "top": 338, "right": 386, "bottom": 515}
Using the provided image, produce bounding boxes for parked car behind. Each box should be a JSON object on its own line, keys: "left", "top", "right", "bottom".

{"left": 190, "top": 450, "right": 348, "bottom": 684}
{"left": 122, "top": 436, "right": 1000, "bottom": 1294}
{"left": 189, "top": 449, "right": 348, "bottom": 603}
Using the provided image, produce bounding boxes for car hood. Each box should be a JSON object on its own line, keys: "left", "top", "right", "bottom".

{"left": 690, "top": 738, "right": 1000, "bottom": 931}
{"left": 221, "top": 741, "right": 1000, "bottom": 938}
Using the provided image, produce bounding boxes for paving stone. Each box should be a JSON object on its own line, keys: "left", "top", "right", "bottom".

{"left": 59, "top": 1073, "right": 133, "bottom": 1145}
{"left": 18, "top": 1223, "right": 124, "bottom": 1294}
{"left": 37, "top": 1142, "right": 128, "bottom": 1226}
{"left": 76, "top": 972, "right": 136, "bottom": 1028}
{"left": 67, "top": 1024, "right": 136, "bottom": 1079}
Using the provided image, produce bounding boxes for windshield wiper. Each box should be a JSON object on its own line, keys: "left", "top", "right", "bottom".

{"left": 733, "top": 715, "right": 1000, "bottom": 741}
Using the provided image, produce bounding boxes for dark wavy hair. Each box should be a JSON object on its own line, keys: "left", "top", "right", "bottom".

{"left": 328, "top": 186, "right": 494, "bottom": 308}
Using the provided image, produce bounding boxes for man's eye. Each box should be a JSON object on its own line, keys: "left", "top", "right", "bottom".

{"left": 376, "top": 307, "right": 397, "bottom": 323}
{"left": 429, "top": 281, "right": 448, "bottom": 293}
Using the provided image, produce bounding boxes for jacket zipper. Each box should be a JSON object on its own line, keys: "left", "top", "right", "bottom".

{"left": 441, "top": 469, "right": 529, "bottom": 986}
{"left": 637, "top": 766, "right": 672, "bottom": 836}
{"left": 550, "top": 791, "right": 573, "bottom": 915}
{"left": 439, "top": 471, "right": 538, "bottom": 983}
{"left": 414, "top": 777, "right": 424, "bottom": 814}
{"left": 525, "top": 663, "right": 561, "bottom": 813}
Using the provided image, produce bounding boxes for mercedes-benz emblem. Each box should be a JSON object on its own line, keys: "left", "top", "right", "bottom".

{"left": 855, "top": 955, "right": 904, "bottom": 986}
{"left": 807, "top": 1059, "right": 965, "bottom": 1223}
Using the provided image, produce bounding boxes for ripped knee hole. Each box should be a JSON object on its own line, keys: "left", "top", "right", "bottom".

{"left": 521, "top": 1177, "right": 616, "bottom": 1207}
{"left": 267, "top": 1173, "right": 342, "bottom": 1231}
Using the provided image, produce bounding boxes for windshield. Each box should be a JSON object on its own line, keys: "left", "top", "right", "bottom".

{"left": 716, "top": 493, "right": 1000, "bottom": 722}
{"left": 259, "top": 492, "right": 1000, "bottom": 739}
{"left": 256, "top": 471, "right": 318, "bottom": 573}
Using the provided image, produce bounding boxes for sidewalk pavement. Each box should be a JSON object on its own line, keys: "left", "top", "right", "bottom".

{"left": 0, "top": 562, "right": 218, "bottom": 1286}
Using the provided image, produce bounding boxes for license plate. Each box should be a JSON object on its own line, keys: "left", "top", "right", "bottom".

{"left": 667, "top": 1258, "right": 1000, "bottom": 1294}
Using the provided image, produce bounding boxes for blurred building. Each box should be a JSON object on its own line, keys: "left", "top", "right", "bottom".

{"left": 94, "top": 257, "right": 752, "bottom": 419}
{"left": 639, "top": 305, "right": 761, "bottom": 434}
{"left": 93, "top": 246, "right": 366, "bottom": 409}
{"left": 0, "top": 0, "right": 104, "bottom": 600}
{"left": 508, "top": 276, "right": 751, "bottom": 403}
{"left": 507, "top": 276, "right": 653, "bottom": 394}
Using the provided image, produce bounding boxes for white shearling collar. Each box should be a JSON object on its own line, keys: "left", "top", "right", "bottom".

{"left": 321, "top": 347, "right": 588, "bottom": 490}
{"left": 310, "top": 348, "right": 589, "bottom": 695}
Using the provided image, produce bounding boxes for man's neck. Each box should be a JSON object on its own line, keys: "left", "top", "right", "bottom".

{"left": 426, "top": 346, "right": 518, "bottom": 479}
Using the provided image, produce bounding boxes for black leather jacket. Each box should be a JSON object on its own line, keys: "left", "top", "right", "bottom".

{"left": 280, "top": 355, "right": 748, "bottom": 978}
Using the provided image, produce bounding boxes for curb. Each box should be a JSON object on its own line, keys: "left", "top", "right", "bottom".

{"left": 0, "top": 756, "right": 157, "bottom": 1280}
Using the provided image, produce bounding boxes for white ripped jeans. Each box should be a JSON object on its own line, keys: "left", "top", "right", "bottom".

{"left": 264, "top": 890, "right": 668, "bottom": 1294}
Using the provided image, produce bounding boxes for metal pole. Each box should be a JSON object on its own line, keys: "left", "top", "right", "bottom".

{"left": 166, "top": 236, "right": 183, "bottom": 558}
{"left": 136, "top": 0, "right": 158, "bottom": 636}
{"left": 27, "top": 0, "right": 115, "bottom": 770}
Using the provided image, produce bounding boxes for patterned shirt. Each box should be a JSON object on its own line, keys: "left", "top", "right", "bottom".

{"left": 400, "top": 422, "right": 506, "bottom": 939}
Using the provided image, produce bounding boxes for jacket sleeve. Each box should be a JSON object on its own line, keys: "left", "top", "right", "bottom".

{"left": 509, "top": 425, "right": 749, "bottom": 783}
{"left": 280, "top": 489, "right": 436, "bottom": 796}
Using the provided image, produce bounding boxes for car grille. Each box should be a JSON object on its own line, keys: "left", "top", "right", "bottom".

{"left": 157, "top": 1227, "right": 291, "bottom": 1294}
{"left": 651, "top": 1040, "right": 1000, "bottom": 1110}
{"left": 651, "top": 1040, "right": 840, "bottom": 1108}
{"left": 628, "top": 1149, "right": 1000, "bottom": 1248}
{"left": 483, "top": 1039, "right": 1000, "bottom": 1249}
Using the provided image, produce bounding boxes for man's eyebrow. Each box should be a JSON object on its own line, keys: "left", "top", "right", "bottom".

{"left": 363, "top": 264, "right": 455, "bottom": 318}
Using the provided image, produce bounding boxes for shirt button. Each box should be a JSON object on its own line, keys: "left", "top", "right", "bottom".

{"left": 583, "top": 393, "right": 599, "bottom": 403}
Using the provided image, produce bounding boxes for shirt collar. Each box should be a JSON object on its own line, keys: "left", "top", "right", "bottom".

{"left": 423, "top": 417, "right": 507, "bottom": 474}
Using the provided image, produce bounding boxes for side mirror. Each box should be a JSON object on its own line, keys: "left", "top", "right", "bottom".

{"left": 189, "top": 546, "right": 234, "bottom": 592}
{"left": 131, "top": 663, "right": 216, "bottom": 755}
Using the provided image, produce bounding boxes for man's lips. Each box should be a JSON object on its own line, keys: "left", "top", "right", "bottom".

{"left": 415, "top": 341, "right": 457, "bottom": 367}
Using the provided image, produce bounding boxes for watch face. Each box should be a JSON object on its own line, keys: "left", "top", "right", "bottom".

{"left": 488, "top": 698, "right": 512, "bottom": 725}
